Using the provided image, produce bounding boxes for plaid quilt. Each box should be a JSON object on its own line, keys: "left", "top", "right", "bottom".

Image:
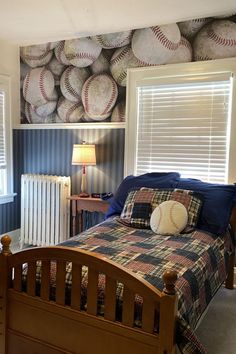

{"left": 24, "top": 218, "right": 233, "bottom": 354}
{"left": 63, "top": 218, "right": 233, "bottom": 354}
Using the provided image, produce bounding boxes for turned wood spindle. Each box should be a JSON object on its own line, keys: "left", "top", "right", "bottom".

{"left": 163, "top": 270, "right": 178, "bottom": 295}
{"left": 1, "top": 235, "right": 12, "bottom": 256}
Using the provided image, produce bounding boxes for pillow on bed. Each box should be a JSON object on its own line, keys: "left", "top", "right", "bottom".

{"left": 105, "top": 172, "right": 180, "bottom": 219}
{"left": 176, "top": 178, "right": 236, "bottom": 235}
{"left": 119, "top": 188, "right": 202, "bottom": 229}
{"left": 150, "top": 200, "right": 188, "bottom": 235}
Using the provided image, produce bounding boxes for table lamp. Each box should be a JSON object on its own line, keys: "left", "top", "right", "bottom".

{"left": 72, "top": 142, "right": 96, "bottom": 197}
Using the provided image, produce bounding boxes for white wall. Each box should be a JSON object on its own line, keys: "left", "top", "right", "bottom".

{"left": 0, "top": 39, "right": 19, "bottom": 126}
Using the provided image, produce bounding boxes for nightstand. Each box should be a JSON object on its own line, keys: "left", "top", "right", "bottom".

{"left": 67, "top": 196, "right": 110, "bottom": 236}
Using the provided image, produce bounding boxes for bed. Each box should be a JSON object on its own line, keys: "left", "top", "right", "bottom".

{"left": 0, "top": 172, "right": 235, "bottom": 354}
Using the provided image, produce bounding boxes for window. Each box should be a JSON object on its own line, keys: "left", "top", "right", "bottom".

{"left": 0, "top": 74, "right": 15, "bottom": 204}
{"left": 125, "top": 59, "right": 236, "bottom": 184}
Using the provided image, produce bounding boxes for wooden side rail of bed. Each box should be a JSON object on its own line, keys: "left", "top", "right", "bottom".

{"left": 0, "top": 236, "right": 178, "bottom": 354}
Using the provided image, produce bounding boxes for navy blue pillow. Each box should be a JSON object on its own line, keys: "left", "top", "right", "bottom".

{"left": 176, "top": 178, "right": 236, "bottom": 235}
{"left": 106, "top": 172, "right": 180, "bottom": 218}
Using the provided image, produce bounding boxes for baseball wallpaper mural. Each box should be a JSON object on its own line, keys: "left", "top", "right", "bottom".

{"left": 20, "top": 13, "right": 236, "bottom": 124}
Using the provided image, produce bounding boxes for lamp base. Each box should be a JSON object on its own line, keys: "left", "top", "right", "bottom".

{"left": 80, "top": 167, "right": 89, "bottom": 198}
{"left": 79, "top": 192, "right": 90, "bottom": 198}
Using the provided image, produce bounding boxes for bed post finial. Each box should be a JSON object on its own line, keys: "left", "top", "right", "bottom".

{"left": 0, "top": 235, "right": 12, "bottom": 353}
{"left": 1, "top": 235, "right": 12, "bottom": 255}
{"left": 163, "top": 270, "right": 178, "bottom": 295}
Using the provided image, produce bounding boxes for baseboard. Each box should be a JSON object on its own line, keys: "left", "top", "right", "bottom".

{"left": 0, "top": 229, "right": 20, "bottom": 248}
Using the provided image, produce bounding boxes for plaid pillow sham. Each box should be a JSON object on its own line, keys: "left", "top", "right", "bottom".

{"left": 119, "top": 188, "right": 203, "bottom": 230}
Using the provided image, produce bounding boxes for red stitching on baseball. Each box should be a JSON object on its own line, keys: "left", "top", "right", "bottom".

{"left": 117, "top": 71, "right": 127, "bottom": 86}
{"left": 207, "top": 26, "right": 236, "bottom": 46}
{"left": 95, "top": 31, "right": 133, "bottom": 48}
{"left": 151, "top": 26, "right": 179, "bottom": 51}
{"left": 113, "top": 103, "right": 125, "bottom": 121}
{"left": 194, "top": 54, "right": 211, "bottom": 61}
{"left": 64, "top": 67, "right": 80, "bottom": 101}
{"left": 101, "top": 75, "right": 117, "bottom": 115}
{"left": 136, "top": 58, "right": 154, "bottom": 67}
{"left": 39, "top": 68, "right": 51, "bottom": 102}
{"left": 65, "top": 102, "right": 80, "bottom": 123}
{"left": 23, "top": 72, "right": 30, "bottom": 100}
{"left": 110, "top": 46, "right": 130, "bottom": 65}
{"left": 102, "top": 50, "right": 112, "bottom": 62}
{"left": 23, "top": 50, "right": 51, "bottom": 61}
{"left": 55, "top": 42, "right": 65, "bottom": 63}
{"left": 83, "top": 75, "right": 95, "bottom": 114}
{"left": 192, "top": 18, "right": 209, "bottom": 24}
{"left": 25, "top": 103, "right": 32, "bottom": 123}
{"left": 180, "top": 37, "right": 192, "bottom": 51}
{"left": 170, "top": 202, "right": 179, "bottom": 231}
{"left": 157, "top": 205, "right": 163, "bottom": 231}
{"left": 66, "top": 53, "right": 97, "bottom": 63}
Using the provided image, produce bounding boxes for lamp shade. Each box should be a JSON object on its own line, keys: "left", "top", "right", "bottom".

{"left": 72, "top": 144, "right": 96, "bottom": 166}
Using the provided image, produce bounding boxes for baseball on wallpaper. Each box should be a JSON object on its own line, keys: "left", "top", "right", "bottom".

{"left": 20, "top": 13, "right": 236, "bottom": 124}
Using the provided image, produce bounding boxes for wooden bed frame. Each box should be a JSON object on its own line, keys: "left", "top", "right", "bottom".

{"left": 0, "top": 207, "right": 235, "bottom": 354}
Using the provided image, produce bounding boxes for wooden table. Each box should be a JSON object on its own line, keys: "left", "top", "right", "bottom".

{"left": 67, "top": 196, "right": 110, "bottom": 236}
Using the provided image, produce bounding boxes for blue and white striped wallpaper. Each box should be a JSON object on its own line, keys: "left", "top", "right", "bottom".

{"left": 0, "top": 128, "right": 125, "bottom": 235}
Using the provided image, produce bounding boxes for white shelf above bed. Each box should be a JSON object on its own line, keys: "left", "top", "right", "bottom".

{"left": 14, "top": 122, "right": 126, "bottom": 130}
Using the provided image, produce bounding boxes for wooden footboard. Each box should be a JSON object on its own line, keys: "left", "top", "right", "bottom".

{"left": 0, "top": 236, "right": 178, "bottom": 354}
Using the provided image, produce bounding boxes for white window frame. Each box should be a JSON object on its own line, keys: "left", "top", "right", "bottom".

{"left": 0, "top": 74, "right": 15, "bottom": 204}
{"left": 125, "top": 58, "right": 236, "bottom": 184}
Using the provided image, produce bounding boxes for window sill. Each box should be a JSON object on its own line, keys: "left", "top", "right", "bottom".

{"left": 0, "top": 193, "right": 17, "bottom": 205}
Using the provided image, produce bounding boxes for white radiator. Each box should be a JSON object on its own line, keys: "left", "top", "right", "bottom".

{"left": 20, "top": 174, "right": 71, "bottom": 248}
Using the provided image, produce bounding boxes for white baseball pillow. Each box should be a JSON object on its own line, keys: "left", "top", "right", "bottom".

{"left": 150, "top": 200, "right": 188, "bottom": 235}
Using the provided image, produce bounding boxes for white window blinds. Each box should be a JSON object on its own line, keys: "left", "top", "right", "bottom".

{"left": 0, "top": 91, "right": 6, "bottom": 169}
{"left": 0, "top": 74, "right": 15, "bottom": 203}
{"left": 136, "top": 74, "right": 233, "bottom": 183}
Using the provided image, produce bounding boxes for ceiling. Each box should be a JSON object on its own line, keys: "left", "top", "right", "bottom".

{"left": 0, "top": 0, "right": 236, "bottom": 45}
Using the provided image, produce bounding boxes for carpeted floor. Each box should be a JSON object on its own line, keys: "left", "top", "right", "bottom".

{"left": 196, "top": 286, "right": 236, "bottom": 354}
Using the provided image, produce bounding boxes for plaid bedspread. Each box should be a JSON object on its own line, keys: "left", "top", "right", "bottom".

{"left": 25, "top": 218, "right": 233, "bottom": 354}
{"left": 61, "top": 218, "right": 233, "bottom": 354}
